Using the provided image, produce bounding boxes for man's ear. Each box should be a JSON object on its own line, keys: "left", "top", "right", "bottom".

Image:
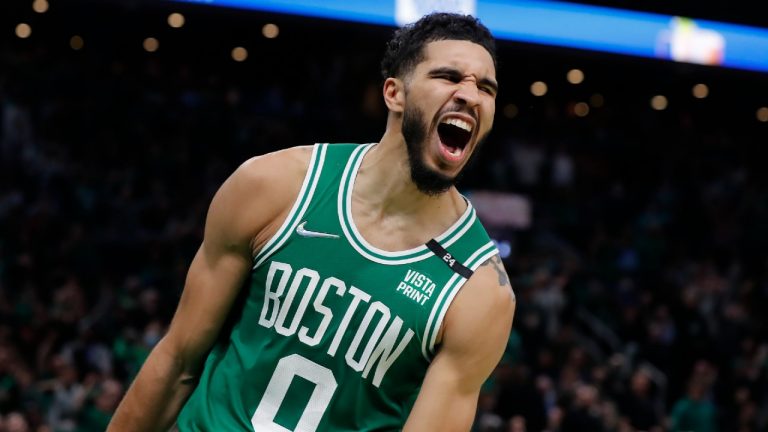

{"left": 383, "top": 77, "right": 406, "bottom": 113}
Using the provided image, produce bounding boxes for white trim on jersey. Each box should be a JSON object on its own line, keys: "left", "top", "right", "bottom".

{"left": 254, "top": 143, "right": 327, "bottom": 269}
{"left": 337, "top": 143, "right": 477, "bottom": 265}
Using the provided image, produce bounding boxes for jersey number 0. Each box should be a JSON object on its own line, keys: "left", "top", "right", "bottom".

{"left": 251, "top": 354, "right": 338, "bottom": 432}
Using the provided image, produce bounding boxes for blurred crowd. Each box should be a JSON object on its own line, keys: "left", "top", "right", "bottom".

{"left": 471, "top": 93, "right": 768, "bottom": 430}
{"left": 2, "top": 3, "right": 768, "bottom": 432}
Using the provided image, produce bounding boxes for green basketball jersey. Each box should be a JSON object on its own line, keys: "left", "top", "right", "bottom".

{"left": 177, "top": 143, "right": 499, "bottom": 431}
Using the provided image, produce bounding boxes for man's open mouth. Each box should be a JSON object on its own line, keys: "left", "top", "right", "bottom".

{"left": 437, "top": 117, "right": 473, "bottom": 159}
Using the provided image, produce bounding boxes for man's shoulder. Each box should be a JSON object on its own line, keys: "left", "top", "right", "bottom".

{"left": 468, "top": 254, "right": 514, "bottom": 301}
{"left": 434, "top": 253, "right": 514, "bottom": 347}
{"left": 450, "top": 254, "right": 514, "bottom": 336}
{"left": 235, "top": 144, "right": 316, "bottom": 218}
{"left": 236, "top": 145, "right": 314, "bottom": 185}
{"left": 431, "top": 253, "right": 515, "bottom": 386}
{"left": 209, "top": 145, "right": 317, "bottom": 255}
{"left": 235, "top": 143, "right": 370, "bottom": 187}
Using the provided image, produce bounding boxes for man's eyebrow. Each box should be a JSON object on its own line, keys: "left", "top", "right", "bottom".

{"left": 427, "top": 67, "right": 498, "bottom": 93}
{"left": 427, "top": 66, "right": 462, "bottom": 77}
{"left": 479, "top": 77, "right": 499, "bottom": 94}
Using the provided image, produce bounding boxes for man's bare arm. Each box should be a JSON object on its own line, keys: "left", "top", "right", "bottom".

{"left": 107, "top": 147, "right": 311, "bottom": 431}
{"left": 403, "top": 255, "right": 516, "bottom": 432}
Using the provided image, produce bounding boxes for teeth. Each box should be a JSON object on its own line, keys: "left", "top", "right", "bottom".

{"left": 449, "top": 147, "right": 461, "bottom": 156}
{"left": 441, "top": 118, "right": 473, "bottom": 132}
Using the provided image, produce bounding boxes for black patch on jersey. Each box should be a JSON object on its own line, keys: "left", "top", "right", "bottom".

{"left": 426, "top": 239, "right": 473, "bottom": 279}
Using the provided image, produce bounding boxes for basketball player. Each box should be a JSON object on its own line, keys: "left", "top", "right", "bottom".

{"left": 108, "top": 12, "right": 515, "bottom": 431}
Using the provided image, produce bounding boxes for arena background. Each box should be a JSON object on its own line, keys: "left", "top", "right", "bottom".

{"left": 1, "top": 0, "right": 767, "bottom": 431}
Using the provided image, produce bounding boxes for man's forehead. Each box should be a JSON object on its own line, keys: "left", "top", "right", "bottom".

{"left": 420, "top": 40, "right": 496, "bottom": 75}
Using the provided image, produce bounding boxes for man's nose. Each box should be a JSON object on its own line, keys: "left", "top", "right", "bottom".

{"left": 453, "top": 80, "right": 481, "bottom": 107}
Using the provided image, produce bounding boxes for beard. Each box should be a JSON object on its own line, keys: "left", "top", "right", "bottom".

{"left": 401, "top": 103, "right": 488, "bottom": 196}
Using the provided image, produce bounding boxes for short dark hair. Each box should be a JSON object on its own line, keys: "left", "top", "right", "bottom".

{"left": 381, "top": 12, "right": 497, "bottom": 80}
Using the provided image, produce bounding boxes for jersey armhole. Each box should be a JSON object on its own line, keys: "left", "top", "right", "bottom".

{"left": 420, "top": 241, "right": 499, "bottom": 360}
{"left": 253, "top": 143, "right": 327, "bottom": 269}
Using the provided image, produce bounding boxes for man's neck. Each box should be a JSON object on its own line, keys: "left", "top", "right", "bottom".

{"left": 352, "top": 130, "right": 464, "bottom": 228}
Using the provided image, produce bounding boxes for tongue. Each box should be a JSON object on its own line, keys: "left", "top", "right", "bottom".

{"left": 438, "top": 138, "right": 464, "bottom": 161}
{"left": 442, "top": 141, "right": 459, "bottom": 153}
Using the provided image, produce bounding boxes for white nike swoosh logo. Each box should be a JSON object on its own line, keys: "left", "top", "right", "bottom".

{"left": 296, "top": 221, "right": 340, "bottom": 239}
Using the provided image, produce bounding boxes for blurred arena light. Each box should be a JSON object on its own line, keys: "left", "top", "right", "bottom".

{"left": 395, "top": 0, "right": 475, "bottom": 25}
{"left": 32, "top": 0, "right": 49, "bottom": 13}
{"left": 170, "top": 0, "right": 768, "bottom": 73}
{"left": 567, "top": 69, "right": 584, "bottom": 84}
{"left": 531, "top": 81, "right": 548, "bottom": 97}
{"left": 590, "top": 93, "right": 605, "bottom": 108}
{"left": 692, "top": 83, "right": 709, "bottom": 98}
{"left": 15, "top": 23, "right": 32, "bottom": 39}
{"left": 503, "top": 104, "right": 519, "bottom": 119}
{"left": 757, "top": 107, "right": 768, "bottom": 122}
{"left": 232, "top": 46, "right": 248, "bottom": 61}
{"left": 574, "top": 102, "right": 590, "bottom": 117}
{"left": 493, "top": 240, "right": 512, "bottom": 259}
{"left": 70, "top": 35, "right": 84, "bottom": 50}
{"left": 468, "top": 191, "right": 532, "bottom": 230}
{"left": 262, "top": 23, "right": 279, "bottom": 38}
{"left": 168, "top": 13, "right": 186, "bottom": 28}
{"left": 651, "top": 95, "right": 668, "bottom": 110}
{"left": 143, "top": 37, "right": 159, "bottom": 52}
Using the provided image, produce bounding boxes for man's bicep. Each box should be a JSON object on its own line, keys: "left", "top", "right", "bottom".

{"left": 404, "top": 259, "right": 516, "bottom": 431}
{"left": 160, "top": 161, "right": 275, "bottom": 371}
{"left": 164, "top": 243, "right": 253, "bottom": 366}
